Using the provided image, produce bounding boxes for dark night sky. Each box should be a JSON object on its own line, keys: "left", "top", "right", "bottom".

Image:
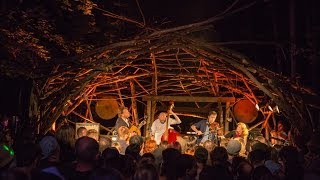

{"left": 1, "top": 0, "right": 319, "bottom": 119}
{"left": 138, "top": 0, "right": 320, "bottom": 91}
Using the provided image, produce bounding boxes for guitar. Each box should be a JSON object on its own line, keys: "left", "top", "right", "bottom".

{"left": 129, "top": 120, "right": 146, "bottom": 136}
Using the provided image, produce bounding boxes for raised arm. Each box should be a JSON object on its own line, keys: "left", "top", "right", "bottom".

{"left": 168, "top": 109, "right": 181, "bottom": 124}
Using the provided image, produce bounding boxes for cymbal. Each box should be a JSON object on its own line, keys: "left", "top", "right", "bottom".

{"left": 95, "top": 97, "right": 119, "bottom": 120}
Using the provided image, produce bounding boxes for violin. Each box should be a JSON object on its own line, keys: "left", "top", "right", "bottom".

{"left": 209, "top": 122, "right": 223, "bottom": 136}
{"left": 209, "top": 122, "right": 220, "bottom": 131}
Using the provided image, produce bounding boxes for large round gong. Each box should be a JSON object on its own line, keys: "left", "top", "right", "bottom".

{"left": 95, "top": 97, "right": 119, "bottom": 120}
{"left": 233, "top": 98, "right": 258, "bottom": 123}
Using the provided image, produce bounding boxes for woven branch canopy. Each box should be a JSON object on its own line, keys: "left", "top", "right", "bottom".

{"left": 35, "top": 31, "right": 318, "bottom": 134}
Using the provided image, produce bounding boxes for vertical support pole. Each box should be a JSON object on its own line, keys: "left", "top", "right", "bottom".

{"left": 84, "top": 94, "right": 93, "bottom": 122}
{"left": 116, "top": 82, "right": 124, "bottom": 106}
{"left": 151, "top": 101, "right": 157, "bottom": 128}
{"left": 218, "top": 102, "right": 223, "bottom": 129}
{"left": 145, "top": 100, "right": 152, "bottom": 137}
{"left": 225, "top": 102, "right": 230, "bottom": 134}
{"left": 130, "top": 80, "right": 138, "bottom": 125}
{"left": 263, "top": 111, "right": 272, "bottom": 142}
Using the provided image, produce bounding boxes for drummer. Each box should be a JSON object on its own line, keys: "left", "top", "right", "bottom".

{"left": 191, "top": 111, "right": 222, "bottom": 145}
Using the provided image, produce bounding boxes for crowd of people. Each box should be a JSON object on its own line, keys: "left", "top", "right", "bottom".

{"left": 0, "top": 110, "right": 320, "bottom": 180}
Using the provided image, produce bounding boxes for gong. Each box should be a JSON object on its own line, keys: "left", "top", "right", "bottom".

{"left": 233, "top": 98, "right": 258, "bottom": 124}
{"left": 95, "top": 97, "right": 119, "bottom": 120}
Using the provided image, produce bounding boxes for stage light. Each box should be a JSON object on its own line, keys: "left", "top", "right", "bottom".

{"left": 111, "top": 130, "right": 118, "bottom": 141}
{"left": 111, "top": 136, "right": 118, "bottom": 142}
{"left": 268, "top": 105, "right": 280, "bottom": 113}
{"left": 255, "top": 104, "right": 260, "bottom": 111}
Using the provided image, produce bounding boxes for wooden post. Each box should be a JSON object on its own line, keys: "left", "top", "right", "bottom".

{"left": 148, "top": 52, "right": 158, "bottom": 137}
{"left": 116, "top": 82, "right": 124, "bottom": 106}
{"left": 145, "top": 100, "right": 156, "bottom": 137}
{"left": 130, "top": 80, "right": 139, "bottom": 125}
{"left": 218, "top": 102, "right": 223, "bottom": 129}
{"left": 225, "top": 102, "right": 230, "bottom": 133}
{"left": 151, "top": 100, "right": 157, "bottom": 127}
{"left": 263, "top": 111, "right": 273, "bottom": 141}
{"left": 272, "top": 113, "right": 276, "bottom": 131}
{"left": 142, "top": 96, "right": 235, "bottom": 102}
{"left": 83, "top": 94, "right": 93, "bottom": 122}
{"left": 145, "top": 100, "right": 152, "bottom": 137}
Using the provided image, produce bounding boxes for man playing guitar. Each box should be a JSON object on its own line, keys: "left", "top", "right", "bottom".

{"left": 114, "top": 106, "right": 131, "bottom": 133}
{"left": 191, "top": 111, "right": 221, "bottom": 145}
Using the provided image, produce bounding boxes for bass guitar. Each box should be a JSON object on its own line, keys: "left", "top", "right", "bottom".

{"left": 161, "top": 102, "right": 178, "bottom": 143}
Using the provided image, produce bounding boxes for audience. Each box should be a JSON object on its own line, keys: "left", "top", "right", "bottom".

{"left": 1, "top": 120, "right": 317, "bottom": 180}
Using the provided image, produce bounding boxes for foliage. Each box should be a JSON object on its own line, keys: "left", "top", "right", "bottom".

{"left": 0, "top": 0, "right": 141, "bottom": 78}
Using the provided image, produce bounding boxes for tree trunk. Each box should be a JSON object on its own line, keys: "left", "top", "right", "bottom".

{"left": 289, "top": 0, "right": 296, "bottom": 78}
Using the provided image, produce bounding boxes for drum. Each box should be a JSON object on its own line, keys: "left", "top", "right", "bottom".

{"left": 95, "top": 97, "right": 119, "bottom": 120}
{"left": 233, "top": 98, "right": 258, "bottom": 124}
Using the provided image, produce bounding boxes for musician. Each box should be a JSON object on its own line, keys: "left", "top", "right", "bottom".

{"left": 225, "top": 122, "right": 249, "bottom": 147}
{"left": 191, "top": 111, "right": 221, "bottom": 145}
{"left": 114, "top": 106, "right": 131, "bottom": 133}
{"left": 151, "top": 109, "right": 181, "bottom": 145}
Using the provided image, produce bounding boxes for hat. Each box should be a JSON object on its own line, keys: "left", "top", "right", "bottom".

{"left": 129, "top": 135, "right": 144, "bottom": 146}
{"left": 194, "top": 146, "right": 208, "bottom": 163}
{"left": 39, "top": 136, "right": 59, "bottom": 159}
{"left": 226, "top": 139, "right": 241, "bottom": 156}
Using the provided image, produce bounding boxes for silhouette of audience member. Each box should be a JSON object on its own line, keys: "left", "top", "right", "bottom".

{"left": 90, "top": 167, "right": 124, "bottom": 180}
{"left": 55, "top": 125, "right": 76, "bottom": 162}
{"left": 176, "top": 154, "right": 197, "bottom": 180}
{"left": 99, "top": 136, "right": 112, "bottom": 153}
{"left": 134, "top": 157, "right": 159, "bottom": 180}
{"left": 65, "top": 136, "right": 99, "bottom": 180}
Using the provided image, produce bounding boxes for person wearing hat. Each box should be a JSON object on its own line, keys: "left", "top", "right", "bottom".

{"left": 226, "top": 139, "right": 241, "bottom": 162}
